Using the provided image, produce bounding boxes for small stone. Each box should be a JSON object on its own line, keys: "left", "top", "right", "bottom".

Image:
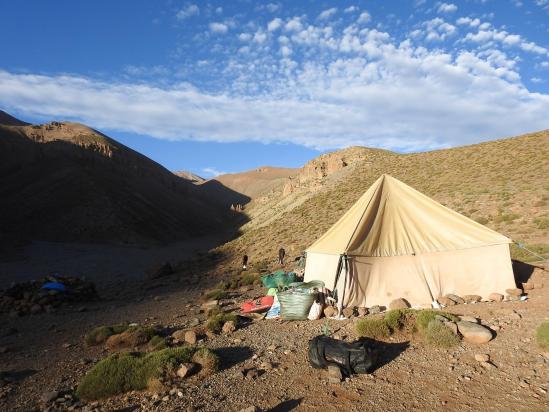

{"left": 176, "top": 363, "right": 196, "bottom": 378}
{"left": 488, "top": 293, "right": 504, "bottom": 302}
{"left": 357, "top": 307, "right": 368, "bottom": 316}
{"left": 184, "top": 330, "right": 198, "bottom": 344}
{"left": 238, "top": 407, "right": 259, "bottom": 412}
{"left": 459, "top": 316, "right": 478, "bottom": 324}
{"left": 457, "top": 321, "right": 493, "bottom": 344}
{"left": 519, "top": 380, "right": 530, "bottom": 388}
{"left": 62, "top": 343, "right": 72, "bottom": 349}
{"left": 222, "top": 320, "right": 237, "bottom": 335}
{"left": 389, "top": 298, "right": 410, "bottom": 310}
{"left": 474, "top": 354, "right": 490, "bottom": 362}
{"left": 435, "top": 315, "right": 450, "bottom": 322}
{"left": 506, "top": 295, "right": 521, "bottom": 302}
{"left": 260, "top": 361, "right": 273, "bottom": 370}
{"left": 201, "top": 300, "right": 219, "bottom": 310}
{"left": 42, "top": 391, "right": 59, "bottom": 403}
{"left": 505, "top": 288, "right": 522, "bottom": 297}
{"left": 30, "top": 304, "right": 43, "bottom": 315}
{"left": 189, "top": 318, "right": 200, "bottom": 327}
{"left": 342, "top": 307, "right": 355, "bottom": 319}
{"left": 369, "top": 305, "right": 381, "bottom": 315}
{"left": 0, "top": 347, "right": 8, "bottom": 354}
{"left": 245, "top": 368, "right": 259, "bottom": 380}
{"left": 522, "top": 282, "right": 534, "bottom": 291}
{"left": 324, "top": 306, "right": 338, "bottom": 318}
{"left": 463, "top": 295, "right": 482, "bottom": 304}
{"left": 437, "top": 296, "right": 455, "bottom": 306}
{"left": 445, "top": 294, "right": 465, "bottom": 304}
{"left": 327, "top": 364, "right": 342, "bottom": 383}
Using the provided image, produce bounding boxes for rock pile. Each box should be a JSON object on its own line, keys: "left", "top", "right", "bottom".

{"left": 0, "top": 276, "right": 97, "bottom": 316}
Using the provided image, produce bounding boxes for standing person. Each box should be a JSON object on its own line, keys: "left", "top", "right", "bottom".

{"left": 242, "top": 254, "right": 248, "bottom": 270}
{"left": 278, "top": 247, "right": 285, "bottom": 265}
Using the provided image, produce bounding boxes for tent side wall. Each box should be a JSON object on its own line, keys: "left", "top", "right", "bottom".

{"left": 306, "top": 244, "right": 516, "bottom": 309}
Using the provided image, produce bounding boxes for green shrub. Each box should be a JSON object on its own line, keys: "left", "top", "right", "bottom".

{"left": 206, "top": 312, "right": 238, "bottom": 334}
{"left": 536, "top": 322, "right": 549, "bottom": 349}
{"left": 423, "top": 320, "right": 460, "bottom": 348}
{"left": 475, "top": 217, "right": 489, "bottom": 225}
{"left": 355, "top": 318, "right": 391, "bottom": 339}
{"left": 415, "top": 310, "right": 458, "bottom": 333}
{"left": 240, "top": 272, "right": 260, "bottom": 286}
{"left": 383, "top": 309, "right": 407, "bottom": 331}
{"left": 534, "top": 217, "right": 549, "bottom": 230}
{"left": 148, "top": 335, "right": 167, "bottom": 351}
{"left": 204, "top": 289, "right": 229, "bottom": 300}
{"left": 85, "top": 324, "right": 129, "bottom": 346}
{"left": 76, "top": 346, "right": 208, "bottom": 400}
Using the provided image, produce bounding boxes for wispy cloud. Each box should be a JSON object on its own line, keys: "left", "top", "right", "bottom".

{"left": 202, "top": 167, "right": 228, "bottom": 177}
{"left": 209, "top": 22, "right": 228, "bottom": 34}
{"left": 176, "top": 4, "right": 199, "bottom": 20}
{"left": 437, "top": 3, "right": 458, "bottom": 14}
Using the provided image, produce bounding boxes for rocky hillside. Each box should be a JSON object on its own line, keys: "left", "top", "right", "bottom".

{"left": 0, "top": 114, "right": 236, "bottom": 243}
{"left": 218, "top": 130, "right": 549, "bottom": 264}
{"left": 174, "top": 171, "right": 206, "bottom": 184}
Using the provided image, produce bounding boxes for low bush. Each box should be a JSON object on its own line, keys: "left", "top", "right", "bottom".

{"left": 423, "top": 320, "right": 460, "bottom": 348}
{"left": 204, "top": 289, "right": 229, "bottom": 300}
{"left": 76, "top": 346, "right": 219, "bottom": 400}
{"left": 148, "top": 335, "right": 167, "bottom": 351}
{"left": 85, "top": 324, "right": 129, "bottom": 346}
{"left": 415, "top": 310, "right": 458, "bottom": 333}
{"left": 383, "top": 309, "right": 407, "bottom": 331}
{"left": 355, "top": 318, "right": 391, "bottom": 339}
{"left": 206, "top": 312, "right": 239, "bottom": 334}
{"left": 536, "top": 322, "right": 549, "bottom": 349}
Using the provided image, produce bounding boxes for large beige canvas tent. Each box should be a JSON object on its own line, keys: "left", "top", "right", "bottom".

{"left": 304, "top": 174, "right": 516, "bottom": 309}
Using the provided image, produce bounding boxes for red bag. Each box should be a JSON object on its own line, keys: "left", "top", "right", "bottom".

{"left": 240, "top": 295, "right": 275, "bottom": 313}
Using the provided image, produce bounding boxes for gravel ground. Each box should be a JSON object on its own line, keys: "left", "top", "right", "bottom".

{"left": 0, "top": 258, "right": 547, "bottom": 412}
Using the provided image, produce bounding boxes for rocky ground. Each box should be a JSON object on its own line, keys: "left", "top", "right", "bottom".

{"left": 0, "top": 252, "right": 547, "bottom": 412}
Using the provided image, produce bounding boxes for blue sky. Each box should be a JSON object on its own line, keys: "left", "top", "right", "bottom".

{"left": 1, "top": 0, "right": 548, "bottom": 177}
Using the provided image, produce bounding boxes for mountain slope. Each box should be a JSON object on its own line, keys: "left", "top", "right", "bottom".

{"left": 218, "top": 130, "right": 549, "bottom": 264}
{"left": 0, "top": 118, "right": 235, "bottom": 243}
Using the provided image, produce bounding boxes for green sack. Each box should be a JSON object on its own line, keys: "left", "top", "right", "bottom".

{"left": 278, "top": 290, "right": 315, "bottom": 320}
{"left": 266, "top": 287, "right": 278, "bottom": 296}
{"left": 261, "top": 271, "right": 296, "bottom": 289}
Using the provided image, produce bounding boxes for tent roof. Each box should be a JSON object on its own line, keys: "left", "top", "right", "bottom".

{"left": 307, "top": 174, "right": 511, "bottom": 257}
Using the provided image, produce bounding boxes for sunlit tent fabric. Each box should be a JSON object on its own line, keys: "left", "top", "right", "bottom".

{"left": 304, "top": 174, "right": 515, "bottom": 308}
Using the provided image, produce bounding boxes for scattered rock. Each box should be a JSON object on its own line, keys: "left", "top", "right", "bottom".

{"left": 176, "top": 363, "right": 197, "bottom": 379}
{"left": 506, "top": 295, "right": 521, "bottom": 302}
{"left": 522, "top": 282, "right": 534, "bottom": 291}
{"left": 474, "top": 353, "right": 490, "bottom": 362}
{"left": 42, "top": 391, "right": 59, "bottom": 403}
{"left": 357, "top": 307, "right": 368, "bottom": 316}
{"left": 505, "top": 288, "right": 522, "bottom": 297}
{"left": 445, "top": 294, "right": 465, "bottom": 304}
{"left": 185, "top": 330, "right": 198, "bottom": 344}
{"left": 238, "top": 407, "right": 260, "bottom": 412}
{"left": 222, "top": 320, "right": 237, "bottom": 335}
{"left": 171, "top": 330, "right": 186, "bottom": 342}
{"left": 480, "top": 361, "right": 494, "bottom": 369}
{"left": 437, "top": 296, "right": 455, "bottom": 306}
{"left": 327, "top": 364, "right": 342, "bottom": 383}
{"left": 463, "top": 295, "right": 482, "bottom": 304}
{"left": 245, "top": 368, "right": 259, "bottom": 380}
{"left": 369, "top": 305, "right": 382, "bottom": 314}
{"left": 30, "top": 304, "right": 43, "bottom": 315}
{"left": 201, "top": 300, "right": 219, "bottom": 311}
{"left": 435, "top": 315, "right": 450, "bottom": 322}
{"left": 488, "top": 293, "right": 504, "bottom": 302}
{"left": 324, "top": 306, "right": 338, "bottom": 318}
{"left": 342, "top": 307, "right": 355, "bottom": 318}
{"left": 457, "top": 321, "right": 493, "bottom": 344}
{"left": 443, "top": 321, "right": 459, "bottom": 335}
{"left": 459, "top": 315, "right": 478, "bottom": 324}
{"left": 389, "top": 298, "right": 410, "bottom": 310}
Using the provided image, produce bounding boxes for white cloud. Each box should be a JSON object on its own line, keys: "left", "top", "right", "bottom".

{"left": 344, "top": 6, "right": 358, "bottom": 13}
{"left": 280, "top": 46, "right": 292, "bottom": 57}
{"left": 318, "top": 8, "right": 337, "bottom": 20}
{"left": 209, "top": 22, "right": 228, "bottom": 34}
{"left": 176, "top": 4, "right": 199, "bottom": 20}
{"left": 464, "top": 28, "right": 549, "bottom": 56}
{"left": 265, "top": 3, "right": 281, "bottom": 13}
{"left": 437, "top": 3, "right": 458, "bottom": 14}
{"left": 357, "top": 11, "right": 371, "bottom": 24}
{"left": 238, "top": 33, "right": 252, "bottom": 41}
{"left": 456, "top": 17, "right": 480, "bottom": 27}
{"left": 285, "top": 17, "right": 303, "bottom": 32}
{"left": 531, "top": 77, "right": 543, "bottom": 83}
{"left": 268, "top": 17, "right": 283, "bottom": 32}
{"left": 421, "top": 18, "right": 456, "bottom": 42}
{"left": 202, "top": 167, "right": 228, "bottom": 177}
{"left": 253, "top": 30, "right": 268, "bottom": 44}
{"left": 215, "top": 7, "right": 223, "bottom": 14}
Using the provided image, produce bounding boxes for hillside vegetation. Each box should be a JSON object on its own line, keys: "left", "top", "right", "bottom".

{"left": 217, "top": 130, "right": 549, "bottom": 264}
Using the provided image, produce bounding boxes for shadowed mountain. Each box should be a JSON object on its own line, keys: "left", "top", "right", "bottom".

{"left": 0, "top": 113, "right": 246, "bottom": 244}
{"left": 0, "top": 110, "right": 29, "bottom": 126}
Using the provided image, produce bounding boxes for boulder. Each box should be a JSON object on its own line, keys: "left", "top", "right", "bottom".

{"left": 105, "top": 329, "right": 152, "bottom": 351}
{"left": 463, "top": 295, "right": 482, "bottom": 304}
{"left": 488, "top": 293, "right": 504, "bottom": 302}
{"left": 443, "top": 321, "right": 459, "bottom": 335}
{"left": 41, "top": 391, "right": 59, "bottom": 403}
{"left": 459, "top": 315, "right": 478, "bottom": 324}
{"left": 222, "top": 320, "right": 237, "bottom": 335}
{"left": 171, "top": 330, "right": 186, "bottom": 342}
{"left": 506, "top": 295, "right": 521, "bottom": 302}
{"left": 505, "top": 288, "right": 523, "bottom": 297}
{"left": 201, "top": 300, "right": 219, "bottom": 310}
{"left": 445, "top": 294, "right": 465, "bottom": 304}
{"left": 457, "top": 321, "right": 493, "bottom": 344}
{"left": 437, "top": 296, "right": 455, "bottom": 306}
{"left": 185, "top": 330, "right": 198, "bottom": 344}
{"left": 389, "top": 298, "right": 410, "bottom": 310}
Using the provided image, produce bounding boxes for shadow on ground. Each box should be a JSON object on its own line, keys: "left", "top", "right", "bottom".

{"left": 216, "top": 346, "right": 255, "bottom": 371}
{"left": 267, "top": 398, "right": 303, "bottom": 412}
